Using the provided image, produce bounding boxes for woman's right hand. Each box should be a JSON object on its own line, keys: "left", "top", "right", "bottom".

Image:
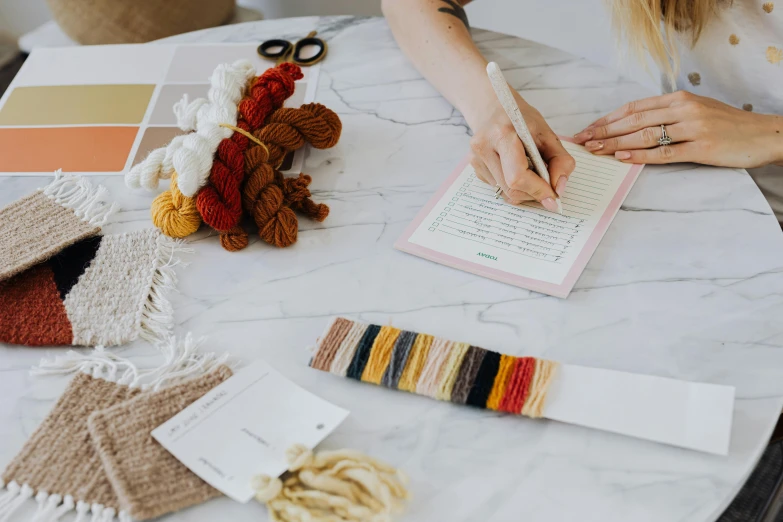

{"left": 468, "top": 89, "right": 575, "bottom": 212}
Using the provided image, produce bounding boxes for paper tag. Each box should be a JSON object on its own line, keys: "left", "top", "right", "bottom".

{"left": 152, "top": 360, "right": 349, "bottom": 503}
{"left": 544, "top": 364, "right": 735, "bottom": 455}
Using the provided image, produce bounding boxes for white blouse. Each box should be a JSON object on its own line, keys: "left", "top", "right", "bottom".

{"left": 675, "top": 0, "right": 783, "bottom": 220}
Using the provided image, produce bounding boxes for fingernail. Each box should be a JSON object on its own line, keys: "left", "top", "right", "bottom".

{"left": 556, "top": 177, "right": 567, "bottom": 197}
{"left": 585, "top": 140, "right": 604, "bottom": 151}
{"left": 615, "top": 151, "right": 631, "bottom": 160}
{"left": 573, "top": 130, "right": 593, "bottom": 142}
{"left": 541, "top": 198, "right": 559, "bottom": 212}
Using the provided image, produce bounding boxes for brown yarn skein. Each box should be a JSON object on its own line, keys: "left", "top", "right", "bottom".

{"left": 281, "top": 174, "right": 329, "bottom": 222}
{"left": 247, "top": 103, "right": 342, "bottom": 169}
{"left": 242, "top": 162, "right": 299, "bottom": 247}
{"left": 234, "top": 103, "right": 341, "bottom": 249}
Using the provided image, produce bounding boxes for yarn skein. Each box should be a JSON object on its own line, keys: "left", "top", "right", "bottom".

{"left": 239, "top": 103, "right": 341, "bottom": 249}
{"left": 126, "top": 59, "right": 255, "bottom": 194}
{"left": 252, "top": 444, "right": 409, "bottom": 522}
{"left": 242, "top": 166, "right": 330, "bottom": 248}
{"left": 247, "top": 103, "right": 343, "bottom": 168}
{"left": 242, "top": 162, "right": 299, "bottom": 247}
{"left": 150, "top": 172, "right": 201, "bottom": 238}
{"left": 196, "top": 64, "right": 303, "bottom": 236}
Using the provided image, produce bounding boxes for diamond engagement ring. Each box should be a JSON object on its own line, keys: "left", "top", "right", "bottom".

{"left": 658, "top": 124, "right": 673, "bottom": 146}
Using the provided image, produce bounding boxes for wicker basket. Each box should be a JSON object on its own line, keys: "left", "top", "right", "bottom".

{"left": 46, "top": 0, "right": 236, "bottom": 44}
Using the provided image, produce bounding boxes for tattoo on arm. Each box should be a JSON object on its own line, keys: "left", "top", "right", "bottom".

{"left": 438, "top": 0, "right": 470, "bottom": 29}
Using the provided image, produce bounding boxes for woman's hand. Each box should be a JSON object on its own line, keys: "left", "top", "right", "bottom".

{"left": 469, "top": 89, "right": 575, "bottom": 213}
{"left": 574, "top": 91, "right": 783, "bottom": 168}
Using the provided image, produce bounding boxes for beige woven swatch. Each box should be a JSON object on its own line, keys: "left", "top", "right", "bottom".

{"left": 88, "top": 365, "right": 233, "bottom": 520}
{"left": 0, "top": 191, "right": 98, "bottom": 282}
{"left": 1, "top": 372, "right": 141, "bottom": 510}
{"left": 0, "top": 172, "right": 115, "bottom": 283}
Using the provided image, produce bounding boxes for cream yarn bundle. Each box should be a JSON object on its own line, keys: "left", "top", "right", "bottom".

{"left": 126, "top": 59, "right": 255, "bottom": 195}
{"left": 251, "top": 445, "right": 409, "bottom": 522}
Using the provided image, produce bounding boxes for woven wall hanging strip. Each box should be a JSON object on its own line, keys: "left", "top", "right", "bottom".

{"left": 0, "top": 171, "right": 116, "bottom": 282}
{"left": 0, "top": 336, "right": 230, "bottom": 522}
{"left": 0, "top": 228, "right": 189, "bottom": 347}
{"left": 310, "top": 318, "right": 558, "bottom": 419}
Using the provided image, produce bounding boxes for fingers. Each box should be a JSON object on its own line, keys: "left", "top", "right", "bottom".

{"left": 587, "top": 122, "right": 689, "bottom": 155}
{"left": 495, "top": 132, "right": 559, "bottom": 211}
{"left": 575, "top": 107, "right": 680, "bottom": 144}
{"left": 537, "top": 134, "right": 575, "bottom": 197}
{"left": 582, "top": 91, "right": 693, "bottom": 130}
{"left": 614, "top": 142, "right": 697, "bottom": 164}
{"left": 470, "top": 155, "right": 494, "bottom": 185}
{"left": 469, "top": 154, "right": 534, "bottom": 204}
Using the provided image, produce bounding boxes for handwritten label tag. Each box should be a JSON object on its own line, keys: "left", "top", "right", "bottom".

{"left": 152, "top": 360, "right": 349, "bottom": 503}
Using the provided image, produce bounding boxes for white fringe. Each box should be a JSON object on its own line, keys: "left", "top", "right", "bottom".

{"left": 138, "top": 234, "right": 193, "bottom": 345}
{"left": 31, "top": 334, "right": 231, "bottom": 391}
{"left": 73, "top": 501, "right": 90, "bottom": 522}
{"left": 31, "top": 346, "right": 141, "bottom": 385}
{"left": 0, "top": 482, "right": 33, "bottom": 522}
{"left": 140, "top": 333, "right": 231, "bottom": 391}
{"left": 41, "top": 170, "right": 118, "bottom": 227}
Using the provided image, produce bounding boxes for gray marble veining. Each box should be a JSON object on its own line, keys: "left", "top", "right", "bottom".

{"left": 2, "top": 15, "right": 783, "bottom": 522}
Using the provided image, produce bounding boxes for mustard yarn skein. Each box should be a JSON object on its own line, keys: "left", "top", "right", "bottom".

{"left": 151, "top": 172, "right": 202, "bottom": 238}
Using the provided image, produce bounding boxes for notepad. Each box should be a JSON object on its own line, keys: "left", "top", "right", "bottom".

{"left": 395, "top": 140, "right": 644, "bottom": 298}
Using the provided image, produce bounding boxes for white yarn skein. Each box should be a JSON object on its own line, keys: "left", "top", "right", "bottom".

{"left": 124, "top": 59, "right": 254, "bottom": 192}
{"left": 174, "top": 60, "right": 255, "bottom": 197}
{"left": 124, "top": 95, "right": 200, "bottom": 191}
{"left": 125, "top": 134, "right": 187, "bottom": 190}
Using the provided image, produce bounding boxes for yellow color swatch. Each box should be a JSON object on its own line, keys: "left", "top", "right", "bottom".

{"left": 0, "top": 84, "right": 155, "bottom": 125}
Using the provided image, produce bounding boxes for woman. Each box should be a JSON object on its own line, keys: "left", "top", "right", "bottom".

{"left": 382, "top": 0, "right": 783, "bottom": 220}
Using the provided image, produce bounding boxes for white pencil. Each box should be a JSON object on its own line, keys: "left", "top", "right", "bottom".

{"left": 486, "top": 62, "right": 562, "bottom": 215}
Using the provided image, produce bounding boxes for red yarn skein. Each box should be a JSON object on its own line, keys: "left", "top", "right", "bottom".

{"left": 196, "top": 63, "right": 303, "bottom": 233}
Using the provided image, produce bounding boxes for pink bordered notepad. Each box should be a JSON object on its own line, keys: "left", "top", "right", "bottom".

{"left": 395, "top": 140, "right": 644, "bottom": 298}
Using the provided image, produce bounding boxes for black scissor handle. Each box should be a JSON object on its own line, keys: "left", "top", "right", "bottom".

{"left": 257, "top": 39, "right": 293, "bottom": 59}
{"left": 292, "top": 35, "right": 327, "bottom": 65}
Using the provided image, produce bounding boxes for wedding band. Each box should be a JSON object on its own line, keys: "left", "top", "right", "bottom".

{"left": 494, "top": 185, "right": 503, "bottom": 199}
{"left": 658, "top": 124, "right": 673, "bottom": 146}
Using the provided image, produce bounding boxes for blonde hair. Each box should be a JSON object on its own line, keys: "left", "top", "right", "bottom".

{"left": 611, "top": 0, "right": 722, "bottom": 87}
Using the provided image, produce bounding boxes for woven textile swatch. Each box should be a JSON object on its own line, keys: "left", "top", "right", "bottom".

{"left": 89, "top": 366, "right": 232, "bottom": 520}
{"left": 1, "top": 372, "right": 141, "bottom": 520}
{"left": 0, "top": 171, "right": 116, "bottom": 282}
{"left": 0, "top": 228, "right": 188, "bottom": 347}
{"left": 0, "top": 348, "right": 231, "bottom": 522}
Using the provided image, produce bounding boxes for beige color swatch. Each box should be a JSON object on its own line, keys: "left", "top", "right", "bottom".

{"left": 0, "top": 84, "right": 154, "bottom": 125}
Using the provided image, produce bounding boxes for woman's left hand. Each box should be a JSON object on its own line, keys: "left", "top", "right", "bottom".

{"left": 573, "top": 91, "right": 783, "bottom": 169}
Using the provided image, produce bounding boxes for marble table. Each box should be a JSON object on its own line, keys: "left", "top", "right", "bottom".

{"left": 3, "top": 15, "right": 783, "bottom": 522}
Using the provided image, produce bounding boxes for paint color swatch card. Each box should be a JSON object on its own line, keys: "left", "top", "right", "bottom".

{"left": 395, "top": 140, "right": 644, "bottom": 298}
{"left": 152, "top": 359, "right": 349, "bottom": 503}
{"left": 0, "top": 43, "right": 320, "bottom": 177}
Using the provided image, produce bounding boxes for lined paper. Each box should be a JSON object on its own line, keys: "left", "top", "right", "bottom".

{"left": 397, "top": 141, "right": 642, "bottom": 297}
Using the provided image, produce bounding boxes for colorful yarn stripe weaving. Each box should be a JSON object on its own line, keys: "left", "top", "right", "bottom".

{"left": 310, "top": 318, "right": 558, "bottom": 418}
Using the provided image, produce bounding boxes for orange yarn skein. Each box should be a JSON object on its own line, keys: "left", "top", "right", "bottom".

{"left": 250, "top": 103, "right": 342, "bottom": 167}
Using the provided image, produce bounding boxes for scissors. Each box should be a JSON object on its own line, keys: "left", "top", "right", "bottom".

{"left": 257, "top": 31, "right": 327, "bottom": 66}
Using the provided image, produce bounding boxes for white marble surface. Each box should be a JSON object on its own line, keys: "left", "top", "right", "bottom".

{"left": 3, "top": 15, "right": 783, "bottom": 522}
